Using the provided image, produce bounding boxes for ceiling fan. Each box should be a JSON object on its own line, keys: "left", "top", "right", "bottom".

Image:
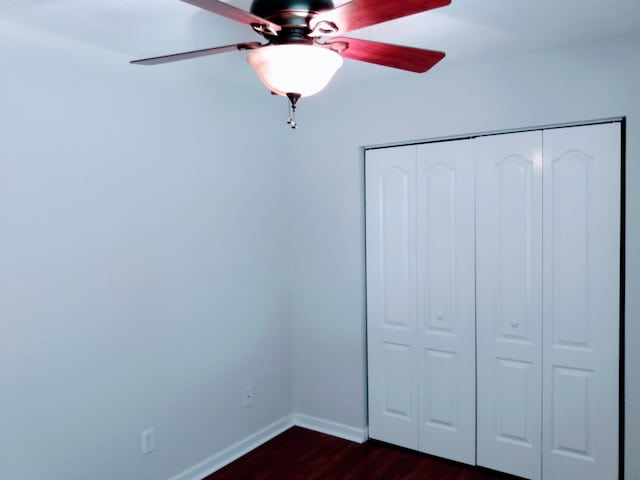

{"left": 131, "top": 0, "right": 451, "bottom": 128}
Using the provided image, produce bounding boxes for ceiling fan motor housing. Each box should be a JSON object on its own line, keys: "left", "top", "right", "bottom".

{"left": 249, "top": 0, "right": 334, "bottom": 19}
{"left": 250, "top": 0, "right": 335, "bottom": 42}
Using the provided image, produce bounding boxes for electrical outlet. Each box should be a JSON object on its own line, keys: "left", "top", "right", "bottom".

{"left": 242, "top": 385, "right": 254, "bottom": 407}
{"left": 141, "top": 428, "right": 155, "bottom": 455}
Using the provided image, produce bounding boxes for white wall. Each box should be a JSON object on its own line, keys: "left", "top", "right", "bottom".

{"left": 0, "top": 21, "right": 291, "bottom": 480}
{"left": 288, "top": 34, "right": 640, "bottom": 479}
{"left": 3, "top": 15, "right": 639, "bottom": 480}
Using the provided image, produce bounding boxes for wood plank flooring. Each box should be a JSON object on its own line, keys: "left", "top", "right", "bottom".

{"left": 204, "top": 426, "right": 522, "bottom": 480}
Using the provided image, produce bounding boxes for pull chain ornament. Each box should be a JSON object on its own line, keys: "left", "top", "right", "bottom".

{"left": 286, "top": 93, "right": 301, "bottom": 129}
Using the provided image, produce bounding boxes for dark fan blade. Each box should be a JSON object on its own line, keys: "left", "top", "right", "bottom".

{"left": 130, "top": 42, "right": 263, "bottom": 65}
{"left": 310, "top": 0, "right": 450, "bottom": 35}
{"left": 181, "top": 0, "right": 281, "bottom": 35}
{"left": 326, "top": 37, "right": 444, "bottom": 73}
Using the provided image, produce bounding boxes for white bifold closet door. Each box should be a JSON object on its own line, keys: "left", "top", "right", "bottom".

{"left": 366, "top": 140, "right": 476, "bottom": 464}
{"left": 366, "top": 145, "right": 418, "bottom": 450}
{"left": 416, "top": 141, "right": 476, "bottom": 465}
{"left": 367, "top": 122, "right": 620, "bottom": 480}
{"left": 476, "top": 123, "right": 620, "bottom": 480}
{"left": 541, "top": 124, "right": 620, "bottom": 480}
{"left": 476, "top": 131, "right": 544, "bottom": 480}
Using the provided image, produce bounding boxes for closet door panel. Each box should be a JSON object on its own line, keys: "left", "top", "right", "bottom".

{"left": 542, "top": 123, "right": 620, "bottom": 480}
{"left": 416, "top": 140, "right": 476, "bottom": 465}
{"left": 476, "top": 131, "right": 543, "bottom": 480}
{"left": 365, "top": 146, "right": 418, "bottom": 449}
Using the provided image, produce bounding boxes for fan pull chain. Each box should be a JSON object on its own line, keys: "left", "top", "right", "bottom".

{"left": 286, "top": 93, "right": 301, "bottom": 129}
{"left": 287, "top": 102, "right": 297, "bottom": 129}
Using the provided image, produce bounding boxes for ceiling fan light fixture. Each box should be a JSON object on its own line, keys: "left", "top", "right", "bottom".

{"left": 247, "top": 44, "right": 343, "bottom": 97}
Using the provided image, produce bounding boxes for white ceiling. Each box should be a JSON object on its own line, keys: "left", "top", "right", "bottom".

{"left": 3, "top": 0, "right": 640, "bottom": 86}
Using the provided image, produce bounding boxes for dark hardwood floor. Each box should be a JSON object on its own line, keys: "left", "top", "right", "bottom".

{"left": 204, "top": 426, "right": 522, "bottom": 480}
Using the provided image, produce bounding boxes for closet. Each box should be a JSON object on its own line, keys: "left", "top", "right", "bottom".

{"left": 365, "top": 123, "right": 621, "bottom": 480}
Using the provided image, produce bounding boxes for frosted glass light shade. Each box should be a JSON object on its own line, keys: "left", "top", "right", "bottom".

{"left": 247, "top": 44, "right": 343, "bottom": 97}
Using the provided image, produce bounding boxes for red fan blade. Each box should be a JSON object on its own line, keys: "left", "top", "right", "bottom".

{"left": 181, "top": 0, "right": 281, "bottom": 35}
{"left": 130, "top": 42, "right": 263, "bottom": 66}
{"left": 310, "top": 0, "right": 450, "bottom": 35}
{"left": 326, "top": 37, "right": 444, "bottom": 73}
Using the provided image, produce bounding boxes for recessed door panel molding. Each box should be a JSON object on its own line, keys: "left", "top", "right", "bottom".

{"left": 550, "top": 366, "right": 593, "bottom": 459}
{"left": 495, "top": 154, "right": 537, "bottom": 344}
{"left": 366, "top": 146, "right": 418, "bottom": 449}
{"left": 422, "top": 162, "right": 456, "bottom": 335}
{"left": 548, "top": 151, "right": 591, "bottom": 348}
{"left": 416, "top": 140, "right": 476, "bottom": 465}
{"left": 476, "top": 131, "right": 543, "bottom": 480}
{"left": 381, "top": 167, "right": 413, "bottom": 330}
{"left": 542, "top": 123, "right": 620, "bottom": 480}
{"left": 495, "top": 358, "right": 536, "bottom": 446}
{"left": 423, "top": 348, "right": 456, "bottom": 429}
{"left": 383, "top": 342, "right": 414, "bottom": 418}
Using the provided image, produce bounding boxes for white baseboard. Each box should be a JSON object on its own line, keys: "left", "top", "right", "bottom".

{"left": 168, "top": 413, "right": 368, "bottom": 480}
{"left": 293, "top": 413, "right": 369, "bottom": 444}
{"left": 168, "top": 414, "right": 295, "bottom": 480}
